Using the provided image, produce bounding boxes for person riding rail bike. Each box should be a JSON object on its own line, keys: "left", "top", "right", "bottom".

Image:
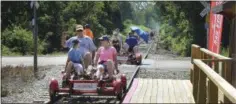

{"left": 65, "top": 24, "right": 97, "bottom": 70}
{"left": 64, "top": 39, "right": 85, "bottom": 81}
{"left": 111, "top": 28, "right": 123, "bottom": 54}
{"left": 94, "top": 35, "right": 119, "bottom": 80}
{"left": 130, "top": 26, "right": 149, "bottom": 44}
{"left": 83, "top": 24, "right": 94, "bottom": 40}
{"left": 111, "top": 38, "right": 120, "bottom": 55}
{"left": 124, "top": 32, "right": 143, "bottom": 65}
{"left": 124, "top": 32, "right": 139, "bottom": 54}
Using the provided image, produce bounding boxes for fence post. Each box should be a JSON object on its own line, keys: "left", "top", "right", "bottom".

{"left": 223, "top": 61, "right": 232, "bottom": 103}
{"left": 193, "top": 64, "right": 200, "bottom": 102}
{"left": 191, "top": 45, "right": 195, "bottom": 64}
{"left": 197, "top": 69, "right": 207, "bottom": 103}
{"left": 191, "top": 44, "right": 200, "bottom": 63}
{"left": 224, "top": 60, "right": 232, "bottom": 84}
{"left": 207, "top": 61, "right": 219, "bottom": 103}
{"left": 192, "top": 45, "right": 201, "bottom": 102}
{"left": 191, "top": 45, "right": 201, "bottom": 84}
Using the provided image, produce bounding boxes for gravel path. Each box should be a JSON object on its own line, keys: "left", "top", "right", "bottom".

{"left": 1, "top": 65, "right": 137, "bottom": 103}
{"left": 139, "top": 41, "right": 191, "bottom": 80}
{"left": 1, "top": 39, "right": 191, "bottom": 103}
{"left": 148, "top": 41, "right": 191, "bottom": 60}
{"left": 1, "top": 47, "right": 144, "bottom": 103}
{"left": 1, "top": 65, "right": 64, "bottom": 103}
{"left": 137, "top": 68, "right": 190, "bottom": 80}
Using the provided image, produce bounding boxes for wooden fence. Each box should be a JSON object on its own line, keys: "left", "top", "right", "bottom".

{"left": 190, "top": 44, "right": 236, "bottom": 103}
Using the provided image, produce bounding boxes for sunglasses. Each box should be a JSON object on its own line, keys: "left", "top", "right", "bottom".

{"left": 76, "top": 30, "right": 83, "bottom": 32}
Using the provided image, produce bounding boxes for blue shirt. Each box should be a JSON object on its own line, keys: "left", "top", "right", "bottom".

{"left": 125, "top": 37, "right": 138, "bottom": 47}
{"left": 65, "top": 36, "right": 97, "bottom": 53}
{"left": 68, "top": 48, "right": 84, "bottom": 63}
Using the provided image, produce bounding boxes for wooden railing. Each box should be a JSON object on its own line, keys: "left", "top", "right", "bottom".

{"left": 193, "top": 59, "right": 236, "bottom": 103}
{"left": 190, "top": 44, "right": 235, "bottom": 103}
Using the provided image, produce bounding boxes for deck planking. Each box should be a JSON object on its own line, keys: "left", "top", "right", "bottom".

{"left": 123, "top": 78, "right": 195, "bottom": 103}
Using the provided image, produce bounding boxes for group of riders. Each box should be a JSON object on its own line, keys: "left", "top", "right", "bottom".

{"left": 63, "top": 24, "right": 149, "bottom": 82}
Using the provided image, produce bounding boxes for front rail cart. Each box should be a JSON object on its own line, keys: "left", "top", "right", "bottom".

{"left": 49, "top": 74, "right": 127, "bottom": 103}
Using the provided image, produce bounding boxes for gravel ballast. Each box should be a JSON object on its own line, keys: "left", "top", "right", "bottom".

{"left": 1, "top": 39, "right": 191, "bottom": 103}
{"left": 1, "top": 65, "right": 137, "bottom": 103}
{"left": 1, "top": 65, "right": 64, "bottom": 103}
{"left": 137, "top": 68, "right": 190, "bottom": 80}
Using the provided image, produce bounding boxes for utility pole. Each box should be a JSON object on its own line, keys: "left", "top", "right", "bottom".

{"left": 199, "top": 1, "right": 211, "bottom": 49}
{"left": 31, "top": 1, "right": 39, "bottom": 77}
{"left": 205, "top": 14, "right": 210, "bottom": 49}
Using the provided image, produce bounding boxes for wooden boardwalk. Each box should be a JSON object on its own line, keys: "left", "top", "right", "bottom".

{"left": 123, "top": 78, "right": 195, "bottom": 103}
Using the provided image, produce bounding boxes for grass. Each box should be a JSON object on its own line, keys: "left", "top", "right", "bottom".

{"left": 1, "top": 65, "right": 35, "bottom": 82}
{"left": 1, "top": 65, "right": 35, "bottom": 97}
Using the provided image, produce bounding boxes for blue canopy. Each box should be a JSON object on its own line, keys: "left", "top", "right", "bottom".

{"left": 130, "top": 26, "right": 149, "bottom": 43}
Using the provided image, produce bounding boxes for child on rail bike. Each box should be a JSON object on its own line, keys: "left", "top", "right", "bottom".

{"left": 63, "top": 39, "right": 85, "bottom": 80}
{"left": 94, "top": 35, "right": 119, "bottom": 80}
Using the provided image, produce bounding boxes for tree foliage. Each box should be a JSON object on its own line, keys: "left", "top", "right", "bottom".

{"left": 154, "top": 1, "right": 206, "bottom": 56}
{"left": 2, "top": 1, "right": 221, "bottom": 57}
{"left": 2, "top": 25, "right": 45, "bottom": 55}
{"left": 1, "top": 1, "right": 134, "bottom": 55}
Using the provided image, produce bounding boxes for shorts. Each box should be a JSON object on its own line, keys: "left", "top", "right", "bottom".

{"left": 98, "top": 60, "right": 108, "bottom": 73}
{"left": 72, "top": 63, "right": 83, "bottom": 74}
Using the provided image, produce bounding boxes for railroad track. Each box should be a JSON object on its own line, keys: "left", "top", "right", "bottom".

{"left": 39, "top": 41, "right": 154, "bottom": 104}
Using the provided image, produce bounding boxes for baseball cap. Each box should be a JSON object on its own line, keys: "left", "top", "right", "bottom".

{"left": 98, "top": 35, "right": 110, "bottom": 41}
{"left": 72, "top": 39, "right": 80, "bottom": 45}
{"left": 76, "top": 25, "right": 84, "bottom": 31}
{"left": 84, "top": 24, "right": 90, "bottom": 28}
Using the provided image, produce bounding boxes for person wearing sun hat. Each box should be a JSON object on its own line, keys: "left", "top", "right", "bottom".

{"left": 94, "top": 35, "right": 119, "bottom": 79}
{"left": 65, "top": 24, "right": 97, "bottom": 70}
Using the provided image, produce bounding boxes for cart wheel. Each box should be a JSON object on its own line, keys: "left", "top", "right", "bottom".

{"left": 123, "top": 85, "right": 127, "bottom": 93}
{"left": 136, "top": 61, "right": 141, "bottom": 65}
{"left": 62, "top": 80, "right": 66, "bottom": 88}
{"left": 49, "top": 89, "right": 56, "bottom": 103}
{"left": 116, "top": 86, "right": 123, "bottom": 100}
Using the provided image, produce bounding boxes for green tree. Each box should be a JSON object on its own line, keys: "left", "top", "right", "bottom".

{"left": 2, "top": 25, "right": 45, "bottom": 55}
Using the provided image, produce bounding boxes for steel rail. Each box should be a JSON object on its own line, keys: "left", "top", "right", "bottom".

{"left": 44, "top": 41, "right": 155, "bottom": 104}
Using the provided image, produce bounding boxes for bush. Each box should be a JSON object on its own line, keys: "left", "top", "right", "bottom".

{"left": 1, "top": 45, "right": 21, "bottom": 56}
{"left": 158, "top": 22, "right": 193, "bottom": 56}
{"left": 2, "top": 25, "right": 45, "bottom": 55}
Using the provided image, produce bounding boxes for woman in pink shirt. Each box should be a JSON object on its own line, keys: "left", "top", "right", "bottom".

{"left": 94, "top": 35, "right": 119, "bottom": 79}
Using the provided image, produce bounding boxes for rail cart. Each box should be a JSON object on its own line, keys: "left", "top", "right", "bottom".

{"left": 49, "top": 71, "right": 127, "bottom": 103}
{"left": 117, "top": 52, "right": 142, "bottom": 65}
